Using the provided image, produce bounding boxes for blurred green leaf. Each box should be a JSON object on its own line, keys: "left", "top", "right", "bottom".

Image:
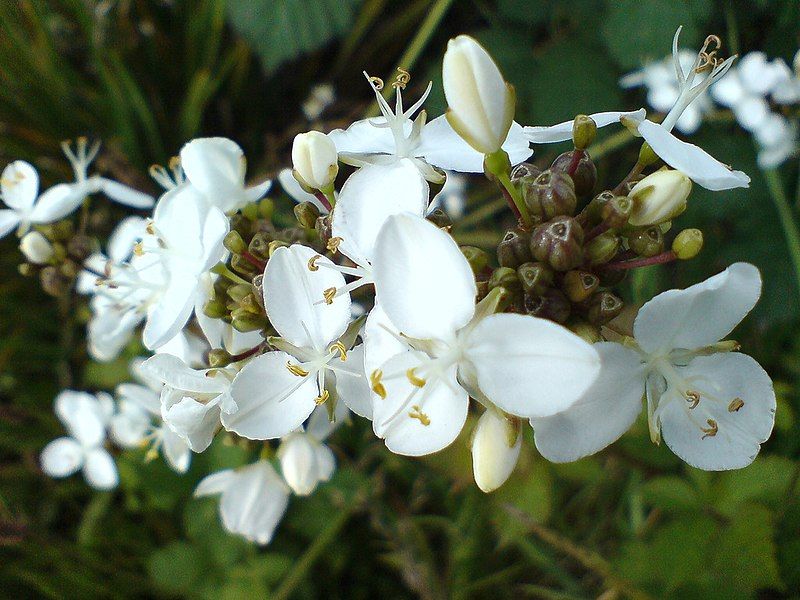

{"left": 148, "top": 541, "right": 207, "bottom": 595}
{"left": 640, "top": 475, "right": 700, "bottom": 513}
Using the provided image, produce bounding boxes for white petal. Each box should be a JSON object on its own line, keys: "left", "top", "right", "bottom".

{"left": 221, "top": 351, "right": 318, "bottom": 440}
{"left": 531, "top": 343, "right": 645, "bottom": 462}
{"left": 313, "top": 443, "right": 336, "bottom": 483}
{"left": 29, "top": 183, "right": 86, "bottom": 223}
{"left": 180, "top": 137, "right": 244, "bottom": 198}
{"left": 97, "top": 178, "right": 155, "bottom": 209}
{"left": 110, "top": 404, "right": 151, "bottom": 448}
{"left": 142, "top": 275, "right": 198, "bottom": 350}
{"left": 328, "top": 118, "right": 398, "bottom": 156}
{"left": 637, "top": 120, "right": 750, "bottom": 191}
{"left": 107, "top": 216, "right": 147, "bottom": 262}
{"left": 83, "top": 448, "right": 119, "bottom": 490}
{"left": 278, "top": 433, "right": 325, "bottom": 496}
{"left": 417, "top": 117, "right": 531, "bottom": 172}
{"left": 0, "top": 210, "right": 20, "bottom": 238}
{"left": 161, "top": 428, "right": 192, "bottom": 473}
{"left": 363, "top": 301, "right": 408, "bottom": 382}
{"left": 278, "top": 168, "right": 327, "bottom": 212}
{"left": 710, "top": 73, "right": 745, "bottom": 107}
{"left": 634, "top": 262, "right": 762, "bottom": 355}
{"left": 218, "top": 462, "right": 290, "bottom": 545}
{"left": 1, "top": 161, "right": 38, "bottom": 211}
{"left": 523, "top": 109, "right": 646, "bottom": 143}
{"left": 41, "top": 437, "right": 84, "bottom": 478}
{"left": 732, "top": 96, "right": 769, "bottom": 132}
{"left": 463, "top": 313, "right": 601, "bottom": 418}
{"left": 140, "top": 354, "right": 229, "bottom": 393}
{"left": 372, "top": 213, "right": 476, "bottom": 340}
{"left": 245, "top": 179, "right": 272, "bottom": 203}
{"left": 659, "top": 353, "right": 775, "bottom": 470}
{"left": 87, "top": 305, "right": 143, "bottom": 362}
{"left": 264, "top": 244, "right": 350, "bottom": 350}
{"left": 372, "top": 351, "right": 469, "bottom": 456}
{"left": 55, "top": 391, "right": 109, "bottom": 447}
{"left": 332, "top": 160, "right": 428, "bottom": 266}
{"left": 471, "top": 409, "right": 522, "bottom": 493}
{"left": 333, "top": 344, "right": 374, "bottom": 419}
{"left": 194, "top": 468, "right": 237, "bottom": 497}
{"left": 161, "top": 390, "right": 221, "bottom": 452}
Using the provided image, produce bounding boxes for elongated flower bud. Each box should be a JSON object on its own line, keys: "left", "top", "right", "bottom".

{"left": 471, "top": 410, "right": 521, "bottom": 493}
{"left": 627, "top": 169, "right": 692, "bottom": 227}
{"left": 278, "top": 434, "right": 328, "bottom": 496}
{"left": 443, "top": 35, "right": 515, "bottom": 154}
{"left": 20, "top": 231, "right": 54, "bottom": 265}
{"left": 291, "top": 131, "right": 339, "bottom": 192}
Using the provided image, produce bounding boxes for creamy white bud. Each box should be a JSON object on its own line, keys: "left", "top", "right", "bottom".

{"left": 627, "top": 169, "right": 692, "bottom": 227}
{"left": 291, "top": 131, "right": 339, "bottom": 192}
{"left": 19, "top": 231, "right": 54, "bottom": 264}
{"left": 471, "top": 409, "right": 522, "bottom": 493}
{"left": 277, "top": 433, "right": 333, "bottom": 496}
{"left": 443, "top": 35, "right": 515, "bottom": 155}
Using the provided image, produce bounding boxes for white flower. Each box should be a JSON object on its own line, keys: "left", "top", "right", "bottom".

{"left": 532, "top": 263, "right": 776, "bottom": 471}
{"left": 41, "top": 391, "right": 118, "bottom": 490}
{"left": 178, "top": 137, "right": 271, "bottom": 213}
{"left": 771, "top": 51, "right": 800, "bottom": 105}
{"left": 754, "top": 112, "right": 797, "bottom": 169}
{"left": 443, "top": 35, "right": 515, "bottom": 155}
{"left": 277, "top": 403, "right": 346, "bottom": 496}
{"left": 221, "top": 244, "right": 372, "bottom": 440}
{"left": 140, "top": 353, "right": 236, "bottom": 453}
{"left": 19, "top": 231, "right": 54, "bottom": 264}
{"left": 471, "top": 409, "right": 522, "bottom": 493}
{"left": 711, "top": 52, "right": 789, "bottom": 131}
{"left": 523, "top": 109, "right": 647, "bottom": 143}
{"left": 278, "top": 168, "right": 329, "bottom": 213}
{"left": 291, "top": 131, "right": 339, "bottom": 192}
{"left": 365, "top": 213, "right": 600, "bottom": 456}
{"left": 194, "top": 461, "right": 290, "bottom": 545}
{"left": 110, "top": 358, "right": 191, "bottom": 473}
{"left": 430, "top": 172, "right": 467, "bottom": 219}
{"left": 620, "top": 51, "right": 712, "bottom": 134}
{"left": 627, "top": 169, "right": 692, "bottom": 227}
{"left": 327, "top": 72, "right": 531, "bottom": 183}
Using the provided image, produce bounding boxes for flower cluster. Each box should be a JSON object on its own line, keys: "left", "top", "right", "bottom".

{"left": 30, "top": 30, "right": 775, "bottom": 545}
{"left": 622, "top": 34, "right": 800, "bottom": 169}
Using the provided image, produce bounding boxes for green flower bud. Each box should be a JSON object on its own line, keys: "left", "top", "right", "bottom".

{"left": 231, "top": 313, "right": 265, "bottom": 333}
{"left": 226, "top": 284, "right": 252, "bottom": 302}
{"left": 568, "top": 319, "right": 601, "bottom": 343}
{"left": 294, "top": 201, "right": 321, "bottom": 229}
{"left": 520, "top": 170, "right": 577, "bottom": 222}
{"left": 584, "top": 291, "right": 623, "bottom": 325}
{"left": 510, "top": 162, "right": 541, "bottom": 182}
{"left": 224, "top": 230, "right": 248, "bottom": 255}
{"left": 672, "top": 228, "right": 703, "bottom": 259}
{"left": 208, "top": 349, "right": 232, "bottom": 368}
{"left": 50, "top": 220, "right": 75, "bottom": 241}
{"left": 258, "top": 198, "right": 274, "bottom": 220}
{"left": 426, "top": 208, "right": 452, "bottom": 229}
{"left": 497, "top": 229, "right": 532, "bottom": 268}
{"left": 241, "top": 203, "right": 259, "bottom": 221}
{"left": 517, "top": 261, "right": 554, "bottom": 295}
{"left": 551, "top": 151, "right": 597, "bottom": 197}
{"left": 600, "top": 195, "right": 633, "bottom": 229}
{"left": 461, "top": 246, "right": 489, "bottom": 274}
{"left": 239, "top": 293, "right": 263, "bottom": 315}
{"left": 483, "top": 150, "right": 512, "bottom": 183}
{"left": 248, "top": 232, "right": 272, "bottom": 260}
{"left": 530, "top": 216, "right": 584, "bottom": 272}
{"left": 59, "top": 260, "right": 79, "bottom": 279}
{"left": 572, "top": 115, "right": 597, "bottom": 150}
{"left": 18, "top": 263, "right": 34, "bottom": 276}
{"left": 627, "top": 169, "right": 692, "bottom": 227}
{"left": 315, "top": 214, "right": 333, "bottom": 247}
{"left": 585, "top": 190, "right": 616, "bottom": 225}
{"left": 562, "top": 270, "right": 599, "bottom": 302}
{"left": 584, "top": 230, "right": 619, "bottom": 266}
{"left": 230, "top": 254, "right": 259, "bottom": 276}
{"left": 488, "top": 266, "right": 521, "bottom": 294}
{"left": 203, "top": 299, "right": 228, "bottom": 319}
{"left": 229, "top": 213, "right": 251, "bottom": 237}
{"left": 638, "top": 142, "right": 659, "bottom": 167}
{"left": 627, "top": 226, "right": 664, "bottom": 257}
{"left": 524, "top": 289, "right": 571, "bottom": 323}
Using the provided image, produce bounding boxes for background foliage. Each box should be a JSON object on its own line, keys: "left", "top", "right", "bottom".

{"left": 0, "top": 0, "right": 799, "bottom": 598}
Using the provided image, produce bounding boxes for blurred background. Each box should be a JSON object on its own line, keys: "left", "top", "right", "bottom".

{"left": 0, "top": 0, "right": 799, "bottom": 597}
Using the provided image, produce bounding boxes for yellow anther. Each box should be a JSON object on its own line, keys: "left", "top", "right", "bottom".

{"left": 695, "top": 34, "right": 724, "bottom": 73}
{"left": 323, "top": 287, "right": 336, "bottom": 305}
{"left": 315, "top": 389, "right": 330, "bottom": 405}
{"left": 701, "top": 419, "right": 718, "bottom": 439}
{"left": 368, "top": 76, "right": 384, "bottom": 90}
{"left": 408, "top": 405, "right": 430, "bottom": 426}
{"left": 685, "top": 390, "right": 700, "bottom": 409}
{"left": 370, "top": 369, "right": 387, "bottom": 399}
{"left": 133, "top": 242, "right": 144, "bottom": 256}
{"left": 308, "top": 255, "right": 322, "bottom": 271}
{"left": 145, "top": 220, "right": 155, "bottom": 235}
{"left": 144, "top": 447, "right": 159, "bottom": 462}
{"left": 392, "top": 67, "right": 411, "bottom": 89}
{"left": 728, "top": 398, "right": 745, "bottom": 412}
{"left": 286, "top": 361, "right": 309, "bottom": 377}
{"left": 328, "top": 341, "right": 347, "bottom": 361}
{"left": 406, "top": 368, "right": 426, "bottom": 388}
{"left": 326, "top": 236, "right": 343, "bottom": 253}
{"left": 168, "top": 156, "right": 181, "bottom": 170}
{"left": 148, "top": 164, "right": 162, "bottom": 177}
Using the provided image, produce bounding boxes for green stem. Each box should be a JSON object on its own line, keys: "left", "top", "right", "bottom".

{"left": 763, "top": 168, "right": 800, "bottom": 299}
{"left": 272, "top": 504, "right": 356, "bottom": 600}
{"left": 366, "top": 0, "right": 456, "bottom": 117}
{"left": 496, "top": 169, "right": 531, "bottom": 227}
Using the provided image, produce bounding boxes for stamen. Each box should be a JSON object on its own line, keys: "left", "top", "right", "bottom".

{"left": 408, "top": 405, "right": 430, "bottom": 426}
{"left": 367, "top": 75, "right": 384, "bottom": 91}
{"left": 315, "top": 389, "right": 330, "bottom": 405}
{"left": 133, "top": 242, "right": 144, "bottom": 257}
{"left": 685, "top": 390, "right": 700, "bottom": 409}
{"left": 326, "top": 237, "right": 343, "bottom": 253}
{"left": 370, "top": 369, "right": 387, "bottom": 399}
{"left": 701, "top": 419, "right": 718, "bottom": 439}
{"left": 308, "top": 255, "right": 322, "bottom": 271}
{"left": 728, "top": 398, "right": 744, "bottom": 412}
{"left": 406, "top": 368, "right": 426, "bottom": 388}
{"left": 327, "top": 341, "right": 347, "bottom": 361}
{"left": 393, "top": 67, "right": 411, "bottom": 90}
{"left": 286, "top": 361, "right": 309, "bottom": 377}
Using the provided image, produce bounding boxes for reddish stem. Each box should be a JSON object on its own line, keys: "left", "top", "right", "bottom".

{"left": 241, "top": 250, "right": 266, "bottom": 271}
{"left": 603, "top": 250, "right": 677, "bottom": 270}
{"left": 499, "top": 184, "right": 524, "bottom": 226}
{"left": 314, "top": 191, "right": 333, "bottom": 212}
{"left": 584, "top": 222, "right": 610, "bottom": 242}
{"left": 230, "top": 345, "right": 263, "bottom": 363}
{"left": 567, "top": 149, "right": 584, "bottom": 176}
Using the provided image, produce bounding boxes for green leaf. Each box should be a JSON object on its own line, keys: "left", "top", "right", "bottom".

{"left": 713, "top": 455, "right": 796, "bottom": 517}
{"left": 147, "top": 541, "right": 207, "bottom": 595}
{"left": 226, "top": 0, "right": 363, "bottom": 74}
{"left": 640, "top": 475, "right": 700, "bottom": 513}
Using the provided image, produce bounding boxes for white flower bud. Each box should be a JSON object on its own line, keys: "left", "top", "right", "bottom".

{"left": 278, "top": 433, "right": 334, "bottom": 496}
{"left": 291, "top": 131, "right": 339, "bottom": 192}
{"left": 443, "top": 35, "right": 515, "bottom": 155}
{"left": 627, "top": 169, "right": 692, "bottom": 227}
{"left": 471, "top": 409, "right": 522, "bottom": 493}
{"left": 19, "top": 231, "right": 54, "bottom": 264}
